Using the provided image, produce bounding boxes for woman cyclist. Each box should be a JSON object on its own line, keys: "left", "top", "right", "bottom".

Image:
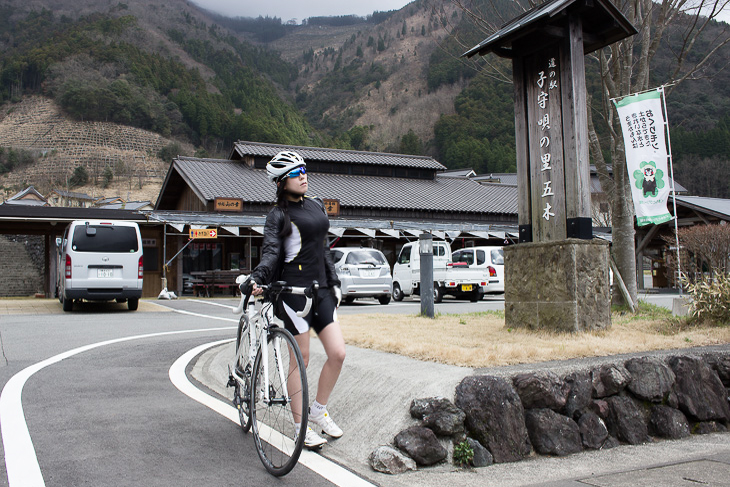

{"left": 250, "top": 150, "right": 345, "bottom": 448}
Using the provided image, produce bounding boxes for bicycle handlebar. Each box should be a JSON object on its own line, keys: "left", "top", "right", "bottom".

{"left": 232, "top": 275, "right": 319, "bottom": 318}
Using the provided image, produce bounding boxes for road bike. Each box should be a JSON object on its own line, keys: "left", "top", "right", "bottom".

{"left": 227, "top": 276, "right": 318, "bottom": 476}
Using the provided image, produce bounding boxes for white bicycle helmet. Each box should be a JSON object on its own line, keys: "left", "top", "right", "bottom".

{"left": 266, "top": 151, "right": 306, "bottom": 183}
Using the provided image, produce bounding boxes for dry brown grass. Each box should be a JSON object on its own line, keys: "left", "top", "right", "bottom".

{"left": 339, "top": 306, "right": 730, "bottom": 368}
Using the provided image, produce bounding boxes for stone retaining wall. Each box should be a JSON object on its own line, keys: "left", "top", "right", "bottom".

{"left": 371, "top": 350, "right": 730, "bottom": 473}
{"left": 0, "top": 235, "right": 45, "bottom": 297}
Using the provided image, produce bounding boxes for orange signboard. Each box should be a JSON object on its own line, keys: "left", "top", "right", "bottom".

{"left": 189, "top": 228, "right": 218, "bottom": 239}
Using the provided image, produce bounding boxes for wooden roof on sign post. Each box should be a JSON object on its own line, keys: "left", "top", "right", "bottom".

{"left": 462, "top": 0, "right": 637, "bottom": 59}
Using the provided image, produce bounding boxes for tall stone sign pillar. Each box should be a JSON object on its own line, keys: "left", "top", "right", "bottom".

{"left": 464, "top": 0, "right": 636, "bottom": 331}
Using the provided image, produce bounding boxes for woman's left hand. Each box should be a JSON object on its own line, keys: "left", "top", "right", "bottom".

{"left": 332, "top": 286, "right": 342, "bottom": 308}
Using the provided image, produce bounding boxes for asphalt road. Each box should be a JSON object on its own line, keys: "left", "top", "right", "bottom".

{"left": 0, "top": 302, "right": 339, "bottom": 487}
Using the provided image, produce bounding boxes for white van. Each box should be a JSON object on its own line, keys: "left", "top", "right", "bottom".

{"left": 392, "top": 241, "right": 450, "bottom": 301}
{"left": 56, "top": 220, "right": 144, "bottom": 311}
{"left": 451, "top": 246, "right": 505, "bottom": 295}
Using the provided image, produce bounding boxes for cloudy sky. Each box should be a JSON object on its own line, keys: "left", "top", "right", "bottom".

{"left": 189, "top": 0, "right": 729, "bottom": 27}
{"left": 189, "top": 0, "right": 414, "bottom": 22}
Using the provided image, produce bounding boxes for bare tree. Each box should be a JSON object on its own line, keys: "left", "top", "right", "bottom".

{"left": 662, "top": 223, "right": 730, "bottom": 283}
{"left": 449, "top": 0, "right": 729, "bottom": 307}
{"left": 587, "top": 0, "right": 729, "bottom": 306}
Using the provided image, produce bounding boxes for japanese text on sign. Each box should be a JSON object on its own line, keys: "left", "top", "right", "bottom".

{"left": 190, "top": 228, "right": 218, "bottom": 239}
{"left": 537, "top": 56, "right": 559, "bottom": 221}
{"left": 623, "top": 111, "right": 659, "bottom": 150}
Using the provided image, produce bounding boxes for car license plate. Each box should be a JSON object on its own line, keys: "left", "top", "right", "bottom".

{"left": 461, "top": 284, "right": 473, "bottom": 292}
{"left": 361, "top": 269, "right": 378, "bottom": 278}
{"left": 97, "top": 269, "right": 113, "bottom": 278}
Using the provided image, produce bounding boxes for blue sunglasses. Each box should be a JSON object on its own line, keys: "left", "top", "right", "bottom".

{"left": 287, "top": 167, "right": 306, "bottom": 178}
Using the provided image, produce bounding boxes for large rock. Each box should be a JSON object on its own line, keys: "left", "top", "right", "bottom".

{"left": 589, "top": 399, "right": 610, "bottom": 419}
{"left": 513, "top": 371, "right": 568, "bottom": 411}
{"left": 369, "top": 446, "right": 417, "bottom": 474}
{"left": 669, "top": 356, "right": 730, "bottom": 422}
{"left": 466, "top": 438, "right": 494, "bottom": 467}
{"left": 578, "top": 411, "right": 609, "bottom": 450}
{"left": 592, "top": 364, "right": 631, "bottom": 398}
{"left": 604, "top": 395, "right": 649, "bottom": 445}
{"left": 625, "top": 357, "right": 676, "bottom": 402}
{"left": 563, "top": 371, "right": 593, "bottom": 419}
{"left": 705, "top": 354, "right": 730, "bottom": 387}
{"left": 410, "top": 397, "right": 457, "bottom": 419}
{"left": 410, "top": 396, "right": 466, "bottom": 436}
{"left": 649, "top": 405, "right": 690, "bottom": 439}
{"left": 455, "top": 375, "right": 532, "bottom": 463}
{"left": 693, "top": 421, "right": 729, "bottom": 435}
{"left": 525, "top": 408, "right": 583, "bottom": 456}
{"left": 423, "top": 410, "right": 465, "bottom": 436}
{"left": 394, "top": 426, "right": 447, "bottom": 466}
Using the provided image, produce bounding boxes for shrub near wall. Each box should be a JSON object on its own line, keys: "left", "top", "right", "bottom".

{"left": 371, "top": 351, "right": 730, "bottom": 473}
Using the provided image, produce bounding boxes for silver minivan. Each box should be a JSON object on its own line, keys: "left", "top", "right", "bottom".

{"left": 332, "top": 247, "right": 393, "bottom": 304}
{"left": 56, "top": 220, "right": 144, "bottom": 311}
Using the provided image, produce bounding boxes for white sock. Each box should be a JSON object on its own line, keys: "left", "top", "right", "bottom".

{"left": 295, "top": 422, "right": 301, "bottom": 434}
{"left": 310, "top": 400, "right": 327, "bottom": 417}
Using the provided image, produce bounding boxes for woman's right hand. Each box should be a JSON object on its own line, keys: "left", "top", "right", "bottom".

{"left": 251, "top": 281, "right": 263, "bottom": 296}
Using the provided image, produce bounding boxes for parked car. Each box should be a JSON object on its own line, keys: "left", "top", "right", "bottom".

{"left": 56, "top": 220, "right": 144, "bottom": 311}
{"left": 392, "top": 240, "right": 484, "bottom": 302}
{"left": 331, "top": 247, "right": 392, "bottom": 304}
{"left": 450, "top": 246, "right": 505, "bottom": 296}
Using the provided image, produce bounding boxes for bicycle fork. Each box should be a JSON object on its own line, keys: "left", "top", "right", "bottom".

{"left": 262, "top": 328, "right": 290, "bottom": 406}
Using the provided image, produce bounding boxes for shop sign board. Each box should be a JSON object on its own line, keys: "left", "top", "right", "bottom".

{"left": 190, "top": 228, "right": 218, "bottom": 239}
{"left": 323, "top": 198, "right": 340, "bottom": 216}
{"left": 215, "top": 197, "right": 243, "bottom": 212}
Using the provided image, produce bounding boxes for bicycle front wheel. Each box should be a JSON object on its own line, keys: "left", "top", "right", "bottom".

{"left": 250, "top": 327, "right": 308, "bottom": 476}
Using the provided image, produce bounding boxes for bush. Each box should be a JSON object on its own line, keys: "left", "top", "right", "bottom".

{"left": 158, "top": 142, "right": 183, "bottom": 161}
{"left": 101, "top": 166, "right": 113, "bottom": 188}
{"left": 453, "top": 439, "right": 474, "bottom": 467}
{"left": 684, "top": 273, "right": 730, "bottom": 325}
{"left": 68, "top": 165, "right": 89, "bottom": 188}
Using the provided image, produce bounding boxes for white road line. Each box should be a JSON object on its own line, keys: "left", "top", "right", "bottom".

{"left": 0, "top": 326, "right": 233, "bottom": 487}
{"left": 189, "top": 299, "right": 237, "bottom": 311}
{"left": 169, "top": 341, "right": 376, "bottom": 487}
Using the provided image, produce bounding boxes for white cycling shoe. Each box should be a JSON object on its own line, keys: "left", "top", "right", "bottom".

{"left": 299, "top": 426, "right": 327, "bottom": 448}
{"left": 309, "top": 410, "right": 343, "bottom": 438}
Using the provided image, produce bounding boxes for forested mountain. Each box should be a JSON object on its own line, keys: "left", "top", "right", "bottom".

{"left": 0, "top": 0, "right": 728, "bottom": 197}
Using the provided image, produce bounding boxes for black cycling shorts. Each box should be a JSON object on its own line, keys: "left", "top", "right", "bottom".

{"left": 275, "top": 289, "right": 338, "bottom": 336}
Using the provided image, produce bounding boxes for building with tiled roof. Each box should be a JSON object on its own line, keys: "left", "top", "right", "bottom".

{"left": 230, "top": 140, "right": 446, "bottom": 174}
{"left": 47, "top": 189, "right": 96, "bottom": 208}
{"left": 2, "top": 186, "right": 49, "bottom": 206}
{"left": 150, "top": 141, "right": 520, "bottom": 294}
{"left": 157, "top": 156, "right": 517, "bottom": 222}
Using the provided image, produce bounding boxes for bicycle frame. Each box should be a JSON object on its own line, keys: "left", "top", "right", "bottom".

{"left": 230, "top": 278, "right": 316, "bottom": 410}
{"left": 235, "top": 296, "right": 290, "bottom": 406}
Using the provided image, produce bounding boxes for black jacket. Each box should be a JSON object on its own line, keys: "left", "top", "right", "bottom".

{"left": 251, "top": 197, "right": 340, "bottom": 289}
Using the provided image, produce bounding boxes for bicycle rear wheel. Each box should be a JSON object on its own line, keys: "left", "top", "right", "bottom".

{"left": 234, "top": 315, "right": 252, "bottom": 433}
{"left": 250, "top": 327, "right": 308, "bottom": 476}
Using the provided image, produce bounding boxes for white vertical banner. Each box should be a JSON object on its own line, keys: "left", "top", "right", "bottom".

{"left": 614, "top": 89, "right": 672, "bottom": 226}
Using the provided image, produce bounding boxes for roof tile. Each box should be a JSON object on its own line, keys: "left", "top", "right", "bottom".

{"left": 174, "top": 157, "right": 517, "bottom": 215}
